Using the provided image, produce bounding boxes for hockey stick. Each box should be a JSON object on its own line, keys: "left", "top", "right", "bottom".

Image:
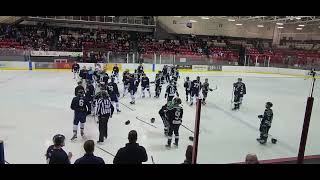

{"left": 96, "top": 146, "right": 115, "bottom": 157}
{"left": 181, "top": 124, "right": 194, "bottom": 133}
{"left": 5, "top": 160, "right": 10, "bottom": 164}
{"left": 151, "top": 156, "right": 155, "bottom": 164}
{"left": 135, "top": 116, "right": 157, "bottom": 128}
{"left": 120, "top": 102, "right": 135, "bottom": 111}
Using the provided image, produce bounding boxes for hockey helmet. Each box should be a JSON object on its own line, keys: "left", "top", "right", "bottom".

{"left": 186, "top": 76, "right": 190, "bottom": 80}
{"left": 174, "top": 97, "right": 182, "bottom": 105}
{"left": 238, "top": 78, "right": 242, "bottom": 82}
{"left": 77, "top": 81, "right": 82, "bottom": 85}
{"left": 77, "top": 89, "right": 85, "bottom": 96}
{"left": 53, "top": 134, "right": 65, "bottom": 146}
{"left": 266, "top": 102, "right": 273, "bottom": 108}
{"left": 196, "top": 76, "right": 200, "bottom": 81}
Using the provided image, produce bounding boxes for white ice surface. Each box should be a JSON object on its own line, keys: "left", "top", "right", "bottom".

{"left": 0, "top": 70, "right": 319, "bottom": 164}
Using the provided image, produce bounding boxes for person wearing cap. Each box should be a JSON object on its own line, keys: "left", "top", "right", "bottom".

{"left": 74, "top": 140, "right": 105, "bottom": 164}
{"left": 45, "top": 134, "right": 72, "bottom": 164}
{"left": 113, "top": 130, "right": 148, "bottom": 164}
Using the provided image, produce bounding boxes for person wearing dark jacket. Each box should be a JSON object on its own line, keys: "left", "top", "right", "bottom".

{"left": 182, "top": 145, "right": 193, "bottom": 164}
{"left": 113, "top": 130, "right": 148, "bottom": 164}
{"left": 74, "top": 140, "right": 105, "bottom": 164}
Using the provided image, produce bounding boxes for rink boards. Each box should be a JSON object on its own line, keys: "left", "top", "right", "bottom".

{"left": 0, "top": 61, "right": 318, "bottom": 79}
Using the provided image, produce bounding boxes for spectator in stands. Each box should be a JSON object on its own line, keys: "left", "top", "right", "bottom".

{"left": 245, "top": 154, "right": 259, "bottom": 164}
{"left": 182, "top": 145, "right": 193, "bottom": 164}
{"left": 113, "top": 130, "right": 148, "bottom": 164}
{"left": 74, "top": 140, "right": 105, "bottom": 164}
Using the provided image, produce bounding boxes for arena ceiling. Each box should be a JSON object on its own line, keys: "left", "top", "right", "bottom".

{"left": 175, "top": 16, "right": 320, "bottom": 25}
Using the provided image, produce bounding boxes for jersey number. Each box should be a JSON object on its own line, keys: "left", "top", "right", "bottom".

{"left": 79, "top": 99, "right": 84, "bottom": 107}
{"left": 175, "top": 110, "right": 181, "bottom": 120}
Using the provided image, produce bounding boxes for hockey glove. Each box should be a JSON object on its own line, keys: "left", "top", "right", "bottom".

{"left": 258, "top": 115, "right": 263, "bottom": 119}
{"left": 209, "top": 88, "right": 213, "bottom": 91}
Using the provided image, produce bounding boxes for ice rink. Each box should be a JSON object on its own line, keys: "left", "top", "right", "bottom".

{"left": 1, "top": 70, "right": 320, "bottom": 164}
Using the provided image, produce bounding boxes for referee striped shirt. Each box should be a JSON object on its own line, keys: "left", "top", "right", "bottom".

{"left": 96, "top": 98, "right": 114, "bottom": 117}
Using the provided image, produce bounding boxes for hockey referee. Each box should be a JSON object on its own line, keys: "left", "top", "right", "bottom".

{"left": 96, "top": 91, "right": 114, "bottom": 144}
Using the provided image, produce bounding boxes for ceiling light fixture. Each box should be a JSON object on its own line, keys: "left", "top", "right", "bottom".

{"left": 277, "top": 26, "right": 284, "bottom": 29}
{"left": 190, "top": 20, "right": 197, "bottom": 23}
{"left": 296, "top": 27, "right": 303, "bottom": 30}
{"left": 201, "top": 17, "right": 210, "bottom": 20}
{"left": 228, "top": 19, "right": 236, "bottom": 22}
{"left": 298, "top": 24, "right": 305, "bottom": 27}
{"left": 235, "top": 23, "right": 243, "bottom": 26}
{"left": 257, "top": 25, "right": 264, "bottom": 28}
{"left": 276, "top": 22, "right": 284, "bottom": 25}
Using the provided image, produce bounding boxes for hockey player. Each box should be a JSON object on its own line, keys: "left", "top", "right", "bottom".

{"left": 162, "top": 65, "right": 170, "bottom": 83}
{"left": 75, "top": 81, "right": 85, "bottom": 96}
{"left": 133, "top": 70, "right": 140, "bottom": 86}
{"left": 86, "top": 67, "right": 94, "bottom": 84}
{"left": 232, "top": 78, "right": 246, "bottom": 110}
{"left": 85, "top": 80, "right": 95, "bottom": 115}
{"left": 184, "top": 77, "right": 192, "bottom": 102}
{"left": 158, "top": 104, "right": 170, "bottom": 136}
{"left": 165, "top": 97, "right": 183, "bottom": 148}
{"left": 72, "top": 61, "right": 80, "bottom": 79}
{"left": 107, "top": 77, "right": 121, "bottom": 113}
{"left": 172, "top": 69, "right": 180, "bottom": 84}
{"left": 257, "top": 102, "right": 273, "bottom": 144}
{"left": 137, "top": 63, "right": 144, "bottom": 79}
{"left": 70, "top": 89, "right": 90, "bottom": 140}
{"left": 165, "top": 80, "right": 179, "bottom": 102}
{"left": 100, "top": 71, "right": 109, "bottom": 85}
{"left": 128, "top": 74, "right": 138, "bottom": 104}
{"left": 154, "top": 72, "right": 163, "bottom": 98}
{"left": 96, "top": 91, "right": 114, "bottom": 143}
{"left": 201, "top": 78, "right": 214, "bottom": 105}
{"left": 79, "top": 66, "right": 88, "bottom": 81}
{"left": 112, "top": 64, "right": 120, "bottom": 83}
{"left": 190, "top": 76, "right": 202, "bottom": 106}
{"left": 141, "top": 73, "right": 151, "bottom": 98}
{"left": 122, "top": 71, "right": 130, "bottom": 97}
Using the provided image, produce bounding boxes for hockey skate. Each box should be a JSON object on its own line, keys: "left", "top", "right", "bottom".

{"left": 117, "top": 109, "right": 121, "bottom": 113}
{"left": 259, "top": 139, "right": 267, "bottom": 145}
{"left": 71, "top": 135, "right": 77, "bottom": 141}
{"left": 190, "top": 102, "right": 193, "bottom": 106}
{"left": 165, "top": 144, "right": 171, "bottom": 148}
{"left": 97, "top": 141, "right": 104, "bottom": 144}
{"left": 130, "top": 101, "right": 135, "bottom": 104}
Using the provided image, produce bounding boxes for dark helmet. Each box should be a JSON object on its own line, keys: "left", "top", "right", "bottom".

{"left": 77, "top": 81, "right": 82, "bottom": 85}
{"left": 101, "top": 91, "right": 109, "bottom": 99}
{"left": 174, "top": 97, "right": 182, "bottom": 105}
{"left": 53, "top": 134, "right": 65, "bottom": 146}
{"left": 238, "top": 78, "right": 242, "bottom": 82}
{"left": 196, "top": 76, "right": 200, "bottom": 81}
{"left": 77, "top": 89, "right": 85, "bottom": 96}
{"left": 111, "top": 77, "right": 115, "bottom": 82}
{"left": 266, "top": 102, "right": 273, "bottom": 108}
{"left": 186, "top": 76, "right": 190, "bottom": 80}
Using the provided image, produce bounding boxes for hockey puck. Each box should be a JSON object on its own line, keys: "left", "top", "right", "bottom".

{"left": 189, "top": 136, "right": 194, "bottom": 141}
{"left": 125, "top": 120, "right": 130, "bottom": 125}
{"left": 271, "top": 138, "right": 277, "bottom": 144}
{"left": 150, "top": 118, "right": 155, "bottom": 123}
